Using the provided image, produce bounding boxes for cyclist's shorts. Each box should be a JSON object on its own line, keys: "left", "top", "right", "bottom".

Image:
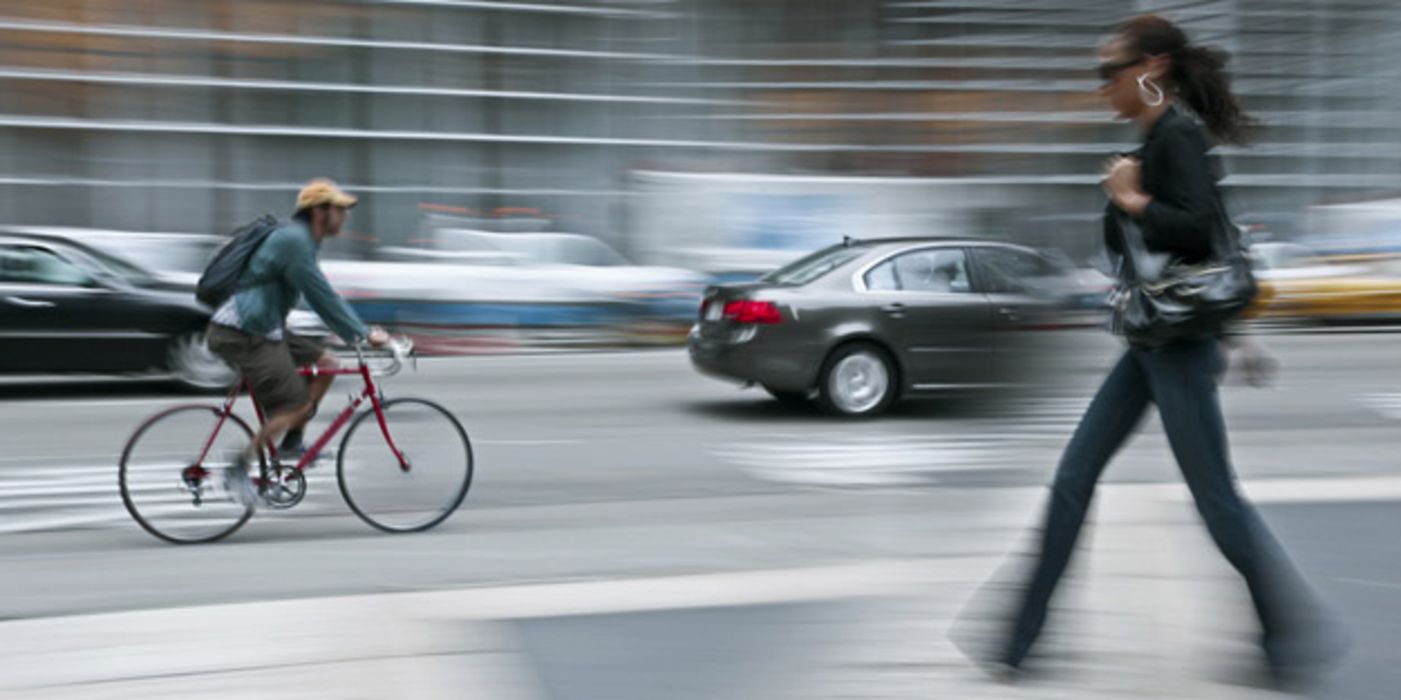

{"left": 207, "top": 324, "right": 326, "bottom": 415}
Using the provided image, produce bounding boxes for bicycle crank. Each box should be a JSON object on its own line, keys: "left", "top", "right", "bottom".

{"left": 261, "top": 466, "right": 307, "bottom": 509}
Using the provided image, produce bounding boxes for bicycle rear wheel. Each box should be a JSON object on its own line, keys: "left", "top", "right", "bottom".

{"left": 337, "top": 398, "right": 473, "bottom": 533}
{"left": 119, "top": 405, "right": 258, "bottom": 544}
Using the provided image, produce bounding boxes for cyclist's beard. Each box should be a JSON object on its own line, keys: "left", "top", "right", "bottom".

{"left": 322, "top": 214, "right": 345, "bottom": 238}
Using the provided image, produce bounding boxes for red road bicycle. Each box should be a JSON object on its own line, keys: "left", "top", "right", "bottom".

{"left": 119, "top": 339, "right": 473, "bottom": 544}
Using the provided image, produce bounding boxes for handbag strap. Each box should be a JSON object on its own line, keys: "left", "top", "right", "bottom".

{"left": 1113, "top": 208, "right": 1170, "bottom": 284}
{"left": 1116, "top": 173, "right": 1249, "bottom": 284}
{"left": 1210, "top": 190, "right": 1251, "bottom": 263}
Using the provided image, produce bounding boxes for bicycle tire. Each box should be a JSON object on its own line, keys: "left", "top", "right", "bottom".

{"left": 119, "top": 405, "right": 258, "bottom": 544}
{"left": 337, "top": 398, "right": 473, "bottom": 533}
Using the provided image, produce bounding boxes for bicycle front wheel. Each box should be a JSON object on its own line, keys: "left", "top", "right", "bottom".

{"left": 119, "top": 405, "right": 258, "bottom": 544}
{"left": 337, "top": 398, "right": 473, "bottom": 533}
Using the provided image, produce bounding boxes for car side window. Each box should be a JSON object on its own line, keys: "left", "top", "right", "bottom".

{"left": 893, "top": 249, "right": 971, "bottom": 293}
{"left": 864, "top": 259, "right": 900, "bottom": 291}
{"left": 0, "top": 246, "right": 93, "bottom": 286}
{"left": 974, "top": 247, "right": 1055, "bottom": 295}
{"left": 864, "top": 249, "right": 971, "bottom": 293}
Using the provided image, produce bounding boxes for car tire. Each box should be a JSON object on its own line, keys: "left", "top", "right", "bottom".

{"left": 167, "top": 330, "right": 237, "bottom": 393}
{"left": 816, "top": 342, "right": 897, "bottom": 417}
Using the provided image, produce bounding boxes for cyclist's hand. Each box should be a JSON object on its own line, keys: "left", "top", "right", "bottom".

{"left": 367, "top": 327, "right": 391, "bottom": 347}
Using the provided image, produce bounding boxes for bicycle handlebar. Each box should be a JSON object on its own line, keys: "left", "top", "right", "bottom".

{"left": 352, "top": 335, "right": 415, "bottom": 377}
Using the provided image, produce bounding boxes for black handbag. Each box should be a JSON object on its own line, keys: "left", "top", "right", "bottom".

{"left": 1108, "top": 200, "right": 1257, "bottom": 344}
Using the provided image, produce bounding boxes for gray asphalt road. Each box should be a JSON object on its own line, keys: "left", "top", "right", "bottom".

{"left": 0, "top": 330, "right": 1395, "bottom": 697}
{"left": 0, "top": 329, "right": 1396, "bottom": 622}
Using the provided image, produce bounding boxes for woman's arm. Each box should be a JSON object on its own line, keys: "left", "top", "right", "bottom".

{"left": 1104, "top": 122, "right": 1217, "bottom": 260}
{"left": 1142, "top": 125, "right": 1218, "bottom": 256}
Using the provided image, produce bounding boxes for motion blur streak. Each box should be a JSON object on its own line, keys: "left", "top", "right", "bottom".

{"left": 0, "top": 2, "right": 1393, "bottom": 698}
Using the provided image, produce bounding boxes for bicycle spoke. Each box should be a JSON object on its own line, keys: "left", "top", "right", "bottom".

{"left": 120, "top": 406, "right": 256, "bottom": 543}
{"left": 338, "top": 398, "right": 472, "bottom": 533}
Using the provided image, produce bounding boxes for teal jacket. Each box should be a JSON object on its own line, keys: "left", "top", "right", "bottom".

{"left": 232, "top": 219, "right": 369, "bottom": 342}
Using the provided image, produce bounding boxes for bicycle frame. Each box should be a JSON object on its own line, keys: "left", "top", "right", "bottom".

{"left": 192, "top": 357, "right": 411, "bottom": 477}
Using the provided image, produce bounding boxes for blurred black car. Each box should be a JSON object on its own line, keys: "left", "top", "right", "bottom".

{"left": 688, "top": 238, "right": 1072, "bottom": 416}
{"left": 0, "top": 231, "right": 234, "bottom": 390}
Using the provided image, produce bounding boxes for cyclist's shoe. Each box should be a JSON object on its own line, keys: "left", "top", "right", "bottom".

{"left": 275, "top": 442, "right": 321, "bottom": 468}
{"left": 222, "top": 451, "right": 258, "bottom": 508}
{"left": 276, "top": 430, "right": 321, "bottom": 468}
{"left": 279, "top": 429, "right": 304, "bottom": 454}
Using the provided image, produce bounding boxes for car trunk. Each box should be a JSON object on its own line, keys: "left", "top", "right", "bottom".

{"left": 697, "top": 282, "right": 778, "bottom": 339}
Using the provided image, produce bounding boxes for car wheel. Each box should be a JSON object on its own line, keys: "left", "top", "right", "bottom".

{"left": 167, "top": 330, "right": 236, "bottom": 392}
{"left": 817, "top": 342, "right": 897, "bottom": 417}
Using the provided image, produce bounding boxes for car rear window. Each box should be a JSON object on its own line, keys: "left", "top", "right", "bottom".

{"left": 761, "top": 245, "right": 867, "bottom": 286}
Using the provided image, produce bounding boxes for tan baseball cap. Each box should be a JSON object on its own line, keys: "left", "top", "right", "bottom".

{"left": 295, "top": 178, "right": 358, "bottom": 211}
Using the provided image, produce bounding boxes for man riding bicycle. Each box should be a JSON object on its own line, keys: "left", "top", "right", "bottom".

{"left": 207, "top": 178, "right": 389, "bottom": 505}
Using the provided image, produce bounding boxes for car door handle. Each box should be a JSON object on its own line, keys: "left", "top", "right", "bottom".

{"left": 3, "top": 296, "right": 55, "bottom": 308}
{"left": 881, "top": 303, "right": 906, "bottom": 317}
{"left": 997, "top": 306, "right": 1020, "bottom": 321}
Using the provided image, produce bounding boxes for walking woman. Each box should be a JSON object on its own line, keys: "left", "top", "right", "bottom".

{"left": 991, "top": 14, "right": 1340, "bottom": 681}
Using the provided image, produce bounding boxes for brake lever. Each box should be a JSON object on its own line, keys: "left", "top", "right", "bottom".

{"left": 391, "top": 335, "right": 416, "bottom": 372}
{"left": 406, "top": 338, "right": 418, "bottom": 372}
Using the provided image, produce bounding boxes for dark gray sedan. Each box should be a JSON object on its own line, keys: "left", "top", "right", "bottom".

{"left": 688, "top": 237, "right": 1073, "bottom": 416}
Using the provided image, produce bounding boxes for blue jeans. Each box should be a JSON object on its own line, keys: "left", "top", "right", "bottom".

{"left": 1006, "top": 336, "right": 1308, "bottom": 667}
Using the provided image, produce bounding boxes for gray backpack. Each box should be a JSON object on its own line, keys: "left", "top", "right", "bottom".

{"left": 195, "top": 214, "right": 281, "bottom": 308}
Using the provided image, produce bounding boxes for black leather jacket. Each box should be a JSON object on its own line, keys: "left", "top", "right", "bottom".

{"left": 1104, "top": 106, "right": 1224, "bottom": 267}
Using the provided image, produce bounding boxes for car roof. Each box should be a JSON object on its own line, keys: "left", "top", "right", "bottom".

{"left": 843, "top": 237, "right": 1036, "bottom": 252}
{"left": 0, "top": 230, "right": 163, "bottom": 275}
{"left": 0, "top": 227, "right": 222, "bottom": 246}
{"left": 0, "top": 230, "right": 111, "bottom": 254}
{"left": 840, "top": 236, "right": 966, "bottom": 246}
{"left": 770, "top": 237, "right": 1042, "bottom": 289}
{"left": 0, "top": 231, "right": 83, "bottom": 248}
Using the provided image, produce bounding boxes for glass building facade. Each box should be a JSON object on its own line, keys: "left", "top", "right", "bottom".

{"left": 1, "top": 0, "right": 1397, "bottom": 258}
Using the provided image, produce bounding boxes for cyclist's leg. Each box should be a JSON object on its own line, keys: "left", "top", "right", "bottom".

{"left": 205, "top": 325, "right": 306, "bottom": 503}
{"left": 259, "top": 403, "right": 314, "bottom": 457}
{"left": 243, "top": 336, "right": 316, "bottom": 458}
{"left": 307, "top": 351, "right": 337, "bottom": 409}
{"left": 284, "top": 335, "right": 335, "bottom": 447}
{"left": 206, "top": 323, "right": 251, "bottom": 371}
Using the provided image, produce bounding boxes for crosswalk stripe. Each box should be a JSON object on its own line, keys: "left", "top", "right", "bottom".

{"left": 0, "top": 461, "right": 341, "bottom": 533}
{"left": 1358, "top": 392, "right": 1401, "bottom": 419}
{"left": 717, "top": 395, "right": 1091, "bottom": 487}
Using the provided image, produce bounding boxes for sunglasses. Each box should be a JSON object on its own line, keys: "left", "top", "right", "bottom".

{"left": 1096, "top": 58, "right": 1142, "bottom": 84}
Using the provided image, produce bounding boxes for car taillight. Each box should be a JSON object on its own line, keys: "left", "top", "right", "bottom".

{"left": 723, "top": 300, "right": 782, "bottom": 325}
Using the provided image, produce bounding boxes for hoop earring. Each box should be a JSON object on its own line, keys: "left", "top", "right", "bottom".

{"left": 1137, "top": 74, "right": 1165, "bottom": 107}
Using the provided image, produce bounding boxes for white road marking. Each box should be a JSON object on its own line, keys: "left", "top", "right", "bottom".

{"left": 425, "top": 349, "right": 685, "bottom": 368}
{"left": 0, "top": 397, "right": 182, "bottom": 409}
{"left": 1358, "top": 392, "right": 1401, "bottom": 420}
{"left": 475, "top": 439, "right": 584, "bottom": 446}
{"left": 1337, "top": 577, "right": 1401, "bottom": 591}
{"left": 719, "top": 395, "right": 1089, "bottom": 486}
{"left": 0, "top": 463, "right": 340, "bottom": 533}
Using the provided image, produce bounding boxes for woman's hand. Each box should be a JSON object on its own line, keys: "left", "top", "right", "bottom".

{"left": 1220, "top": 335, "right": 1279, "bottom": 388}
{"left": 1102, "top": 156, "right": 1152, "bottom": 217}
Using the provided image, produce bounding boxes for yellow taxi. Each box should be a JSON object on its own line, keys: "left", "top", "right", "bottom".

{"left": 1248, "top": 243, "right": 1401, "bottom": 321}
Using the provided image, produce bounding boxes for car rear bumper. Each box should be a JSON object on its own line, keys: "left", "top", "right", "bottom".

{"left": 687, "top": 325, "right": 818, "bottom": 392}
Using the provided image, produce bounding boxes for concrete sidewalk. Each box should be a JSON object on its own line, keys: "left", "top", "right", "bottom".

{"left": 0, "top": 487, "right": 1318, "bottom": 700}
